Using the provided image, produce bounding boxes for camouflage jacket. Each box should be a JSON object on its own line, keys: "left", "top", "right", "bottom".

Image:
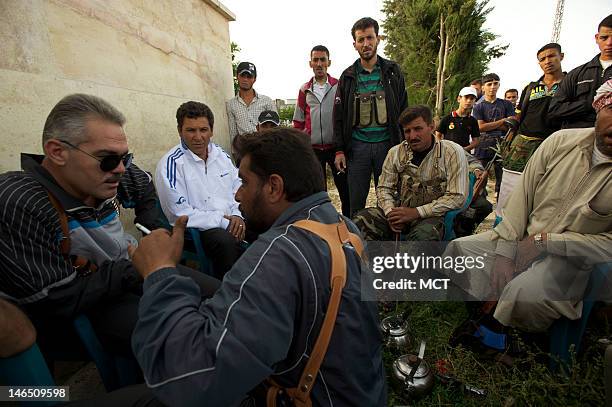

{"left": 376, "top": 139, "right": 469, "bottom": 218}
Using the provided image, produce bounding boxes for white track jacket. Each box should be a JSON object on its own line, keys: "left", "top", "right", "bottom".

{"left": 155, "top": 142, "right": 242, "bottom": 231}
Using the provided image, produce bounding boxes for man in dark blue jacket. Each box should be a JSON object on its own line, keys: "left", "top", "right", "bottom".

{"left": 129, "top": 128, "right": 386, "bottom": 406}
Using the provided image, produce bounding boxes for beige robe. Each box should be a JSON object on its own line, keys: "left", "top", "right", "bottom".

{"left": 446, "top": 128, "right": 612, "bottom": 332}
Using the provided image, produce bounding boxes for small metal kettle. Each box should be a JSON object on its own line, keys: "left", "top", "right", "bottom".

{"left": 391, "top": 342, "right": 434, "bottom": 399}
{"left": 380, "top": 314, "right": 411, "bottom": 350}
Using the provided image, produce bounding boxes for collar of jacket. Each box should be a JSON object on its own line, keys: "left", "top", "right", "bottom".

{"left": 305, "top": 74, "right": 338, "bottom": 91}
{"left": 400, "top": 135, "right": 442, "bottom": 163}
{"left": 345, "top": 55, "right": 392, "bottom": 78}
{"left": 586, "top": 53, "right": 605, "bottom": 69}
{"left": 180, "top": 140, "right": 220, "bottom": 164}
{"left": 20, "top": 153, "right": 115, "bottom": 211}
{"left": 271, "top": 191, "right": 332, "bottom": 227}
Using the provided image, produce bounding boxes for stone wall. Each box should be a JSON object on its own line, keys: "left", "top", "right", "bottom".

{"left": 0, "top": 0, "right": 235, "bottom": 174}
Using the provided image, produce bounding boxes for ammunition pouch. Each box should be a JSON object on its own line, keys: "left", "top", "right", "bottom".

{"left": 353, "top": 90, "right": 388, "bottom": 128}
{"left": 399, "top": 175, "right": 446, "bottom": 208}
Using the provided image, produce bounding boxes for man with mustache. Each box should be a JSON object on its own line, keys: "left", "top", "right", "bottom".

{"left": 334, "top": 17, "right": 408, "bottom": 216}
{"left": 293, "top": 45, "right": 350, "bottom": 216}
{"left": 130, "top": 128, "right": 386, "bottom": 406}
{"left": 444, "top": 80, "right": 612, "bottom": 333}
{"left": 548, "top": 14, "right": 612, "bottom": 129}
{"left": 0, "top": 94, "right": 219, "bottom": 365}
{"left": 353, "top": 105, "right": 470, "bottom": 242}
{"left": 497, "top": 42, "right": 565, "bottom": 217}
{"left": 156, "top": 101, "right": 246, "bottom": 278}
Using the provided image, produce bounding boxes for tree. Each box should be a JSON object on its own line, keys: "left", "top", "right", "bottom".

{"left": 278, "top": 105, "right": 295, "bottom": 127}
{"left": 231, "top": 42, "right": 240, "bottom": 95}
{"left": 383, "top": 0, "right": 507, "bottom": 118}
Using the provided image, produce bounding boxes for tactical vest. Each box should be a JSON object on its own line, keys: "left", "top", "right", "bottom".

{"left": 352, "top": 90, "right": 388, "bottom": 128}
{"left": 396, "top": 142, "right": 446, "bottom": 208}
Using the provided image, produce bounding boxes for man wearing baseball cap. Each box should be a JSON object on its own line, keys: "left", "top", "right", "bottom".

{"left": 226, "top": 61, "right": 277, "bottom": 142}
{"left": 256, "top": 109, "right": 280, "bottom": 131}
{"left": 436, "top": 86, "right": 481, "bottom": 152}
{"left": 436, "top": 86, "right": 491, "bottom": 236}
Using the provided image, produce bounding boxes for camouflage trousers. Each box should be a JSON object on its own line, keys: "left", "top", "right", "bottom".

{"left": 353, "top": 207, "right": 444, "bottom": 241}
{"left": 502, "top": 134, "right": 544, "bottom": 172}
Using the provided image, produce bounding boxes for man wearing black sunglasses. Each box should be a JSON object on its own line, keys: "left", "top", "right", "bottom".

{"left": 0, "top": 94, "right": 220, "bottom": 369}
{"left": 226, "top": 61, "right": 277, "bottom": 143}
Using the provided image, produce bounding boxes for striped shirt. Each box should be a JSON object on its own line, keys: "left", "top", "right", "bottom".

{"left": 352, "top": 62, "right": 390, "bottom": 143}
{"left": 377, "top": 139, "right": 469, "bottom": 218}
{"left": 0, "top": 154, "right": 161, "bottom": 304}
{"left": 226, "top": 90, "right": 277, "bottom": 141}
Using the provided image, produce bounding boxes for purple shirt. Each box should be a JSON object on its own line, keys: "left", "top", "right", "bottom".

{"left": 472, "top": 98, "right": 515, "bottom": 159}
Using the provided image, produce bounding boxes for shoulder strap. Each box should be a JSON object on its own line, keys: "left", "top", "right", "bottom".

{"left": 46, "top": 190, "right": 70, "bottom": 259}
{"left": 286, "top": 219, "right": 363, "bottom": 405}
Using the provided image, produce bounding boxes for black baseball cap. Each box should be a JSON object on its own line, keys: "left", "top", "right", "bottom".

{"left": 237, "top": 62, "right": 256, "bottom": 77}
{"left": 258, "top": 110, "right": 280, "bottom": 126}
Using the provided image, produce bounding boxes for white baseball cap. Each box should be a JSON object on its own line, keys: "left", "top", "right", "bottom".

{"left": 458, "top": 87, "right": 478, "bottom": 97}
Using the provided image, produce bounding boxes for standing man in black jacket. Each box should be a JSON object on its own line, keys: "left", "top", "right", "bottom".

{"left": 333, "top": 17, "right": 408, "bottom": 216}
{"left": 548, "top": 14, "right": 612, "bottom": 128}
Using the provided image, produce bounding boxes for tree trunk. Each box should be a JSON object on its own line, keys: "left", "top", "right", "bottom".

{"left": 435, "top": 13, "right": 446, "bottom": 119}
{"left": 438, "top": 30, "right": 450, "bottom": 117}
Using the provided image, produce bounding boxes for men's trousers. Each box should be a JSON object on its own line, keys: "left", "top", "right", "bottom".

{"left": 347, "top": 139, "right": 392, "bottom": 217}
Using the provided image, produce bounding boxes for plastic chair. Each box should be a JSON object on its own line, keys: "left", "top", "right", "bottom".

{"left": 0, "top": 344, "right": 58, "bottom": 406}
{"left": 549, "top": 262, "right": 612, "bottom": 371}
{"left": 443, "top": 172, "right": 477, "bottom": 241}
{"left": 493, "top": 216, "right": 503, "bottom": 227}
{"left": 72, "top": 315, "right": 141, "bottom": 391}
{"left": 155, "top": 201, "right": 213, "bottom": 275}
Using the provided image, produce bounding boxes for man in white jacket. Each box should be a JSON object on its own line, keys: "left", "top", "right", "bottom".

{"left": 156, "top": 101, "right": 246, "bottom": 277}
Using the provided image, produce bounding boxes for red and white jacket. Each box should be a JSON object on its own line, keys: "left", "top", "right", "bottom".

{"left": 292, "top": 74, "right": 338, "bottom": 150}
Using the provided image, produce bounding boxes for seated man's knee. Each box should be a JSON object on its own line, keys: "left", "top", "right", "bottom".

{"left": 406, "top": 218, "right": 444, "bottom": 241}
{"left": 0, "top": 299, "right": 36, "bottom": 357}
{"left": 352, "top": 208, "right": 388, "bottom": 240}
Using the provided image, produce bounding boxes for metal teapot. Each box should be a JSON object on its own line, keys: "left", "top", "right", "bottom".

{"left": 380, "top": 314, "right": 411, "bottom": 350}
{"left": 391, "top": 342, "right": 434, "bottom": 399}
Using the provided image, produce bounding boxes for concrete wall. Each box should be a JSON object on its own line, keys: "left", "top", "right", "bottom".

{"left": 0, "top": 0, "right": 235, "bottom": 175}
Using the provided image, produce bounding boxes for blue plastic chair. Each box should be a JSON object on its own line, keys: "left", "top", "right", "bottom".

{"left": 493, "top": 216, "right": 503, "bottom": 227}
{"left": 72, "top": 315, "right": 141, "bottom": 391}
{"left": 443, "top": 173, "right": 477, "bottom": 241}
{"left": 0, "top": 344, "right": 58, "bottom": 406}
{"left": 155, "top": 201, "right": 213, "bottom": 275}
{"left": 549, "top": 262, "right": 612, "bottom": 370}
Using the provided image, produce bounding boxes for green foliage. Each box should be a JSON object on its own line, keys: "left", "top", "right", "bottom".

{"left": 278, "top": 105, "right": 295, "bottom": 127}
{"left": 231, "top": 42, "right": 240, "bottom": 95}
{"left": 382, "top": 0, "right": 508, "bottom": 116}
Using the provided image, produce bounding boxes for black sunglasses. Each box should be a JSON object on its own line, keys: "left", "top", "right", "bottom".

{"left": 60, "top": 140, "right": 133, "bottom": 172}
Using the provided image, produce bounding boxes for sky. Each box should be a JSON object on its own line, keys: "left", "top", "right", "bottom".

{"left": 221, "top": 0, "right": 611, "bottom": 101}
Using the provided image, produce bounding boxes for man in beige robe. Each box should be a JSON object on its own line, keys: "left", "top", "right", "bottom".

{"left": 445, "top": 80, "right": 612, "bottom": 332}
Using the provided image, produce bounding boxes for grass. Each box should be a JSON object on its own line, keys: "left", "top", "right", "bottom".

{"left": 381, "top": 301, "right": 607, "bottom": 406}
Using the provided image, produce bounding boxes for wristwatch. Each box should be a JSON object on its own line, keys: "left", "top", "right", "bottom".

{"left": 534, "top": 233, "right": 547, "bottom": 249}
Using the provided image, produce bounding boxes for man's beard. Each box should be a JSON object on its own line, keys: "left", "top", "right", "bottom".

{"left": 240, "top": 191, "right": 272, "bottom": 234}
{"left": 359, "top": 45, "right": 377, "bottom": 61}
